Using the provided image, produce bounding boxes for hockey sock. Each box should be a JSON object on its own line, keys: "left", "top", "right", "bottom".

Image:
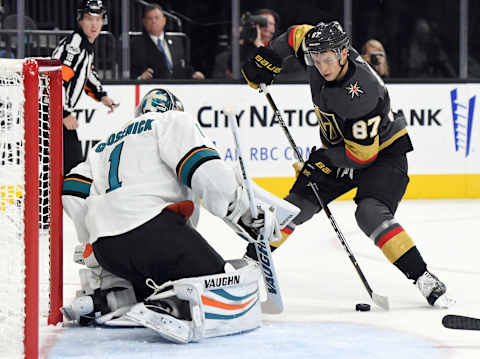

{"left": 393, "top": 246, "right": 427, "bottom": 281}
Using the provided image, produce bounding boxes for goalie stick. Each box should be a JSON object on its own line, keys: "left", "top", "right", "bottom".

{"left": 258, "top": 83, "right": 389, "bottom": 311}
{"left": 442, "top": 315, "right": 480, "bottom": 330}
{"left": 224, "top": 105, "right": 284, "bottom": 314}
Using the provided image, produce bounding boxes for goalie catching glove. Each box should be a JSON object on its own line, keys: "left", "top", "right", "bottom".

{"left": 241, "top": 46, "right": 283, "bottom": 89}
{"left": 224, "top": 187, "right": 281, "bottom": 243}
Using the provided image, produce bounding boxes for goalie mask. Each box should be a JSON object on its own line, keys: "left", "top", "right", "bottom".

{"left": 135, "top": 88, "right": 184, "bottom": 117}
{"left": 77, "top": 0, "right": 108, "bottom": 25}
{"left": 302, "top": 21, "right": 350, "bottom": 66}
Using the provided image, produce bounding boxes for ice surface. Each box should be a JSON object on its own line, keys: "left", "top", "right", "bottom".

{"left": 39, "top": 200, "right": 480, "bottom": 359}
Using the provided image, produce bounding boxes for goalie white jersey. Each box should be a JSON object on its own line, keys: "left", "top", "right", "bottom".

{"left": 62, "top": 110, "right": 239, "bottom": 243}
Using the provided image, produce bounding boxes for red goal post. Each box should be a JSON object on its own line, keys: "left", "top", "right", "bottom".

{"left": 0, "top": 58, "right": 63, "bottom": 359}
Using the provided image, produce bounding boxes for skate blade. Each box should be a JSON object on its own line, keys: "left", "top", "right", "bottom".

{"left": 434, "top": 293, "right": 456, "bottom": 309}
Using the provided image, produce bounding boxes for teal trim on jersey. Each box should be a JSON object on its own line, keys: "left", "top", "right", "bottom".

{"left": 204, "top": 298, "right": 259, "bottom": 320}
{"left": 210, "top": 288, "right": 258, "bottom": 301}
{"left": 62, "top": 178, "right": 91, "bottom": 196}
{"left": 179, "top": 148, "right": 220, "bottom": 186}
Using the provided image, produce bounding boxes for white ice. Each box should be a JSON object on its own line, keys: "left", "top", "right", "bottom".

{"left": 39, "top": 199, "right": 480, "bottom": 359}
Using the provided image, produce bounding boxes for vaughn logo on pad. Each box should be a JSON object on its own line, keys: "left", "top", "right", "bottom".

{"left": 204, "top": 275, "right": 240, "bottom": 289}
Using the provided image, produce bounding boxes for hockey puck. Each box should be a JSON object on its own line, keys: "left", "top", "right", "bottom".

{"left": 355, "top": 303, "right": 371, "bottom": 312}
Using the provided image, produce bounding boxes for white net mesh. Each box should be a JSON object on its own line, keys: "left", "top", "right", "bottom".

{"left": 0, "top": 61, "right": 26, "bottom": 358}
{"left": 0, "top": 60, "right": 53, "bottom": 358}
{"left": 39, "top": 73, "right": 52, "bottom": 322}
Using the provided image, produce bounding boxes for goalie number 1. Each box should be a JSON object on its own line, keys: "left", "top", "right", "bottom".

{"left": 106, "top": 142, "right": 124, "bottom": 193}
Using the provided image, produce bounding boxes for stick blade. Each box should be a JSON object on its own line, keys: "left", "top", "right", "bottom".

{"left": 372, "top": 293, "right": 390, "bottom": 311}
{"left": 261, "top": 300, "right": 283, "bottom": 314}
{"left": 442, "top": 315, "right": 480, "bottom": 330}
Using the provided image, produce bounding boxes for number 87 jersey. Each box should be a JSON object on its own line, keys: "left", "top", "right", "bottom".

{"left": 62, "top": 110, "right": 237, "bottom": 244}
{"left": 310, "top": 48, "right": 413, "bottom": 169}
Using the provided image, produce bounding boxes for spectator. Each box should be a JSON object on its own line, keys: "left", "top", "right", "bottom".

{"left": 212, "top": 9, "right": 278, "bottom": 79}
{"left": 255, "top": 8, "right": 278, "bottom": 46}
{"left": 407, "top": 18, "right": 455, "bottom": 78}
{"left": 361, "top": 39, "right": 390, "bottom": 78}
{"left": 51, "top": 0, "right": 117, "bottom": 174}
{"left": 131, "top": 4, "right": 204, "bottom": 80}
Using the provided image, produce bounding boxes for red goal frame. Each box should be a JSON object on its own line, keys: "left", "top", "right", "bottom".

{"left": 23, "top": 58, "right": 63, "bottom": 359}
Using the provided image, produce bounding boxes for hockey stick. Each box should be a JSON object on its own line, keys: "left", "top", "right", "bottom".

{"left": 259, "top": 83, "right": 389, "bottom": 311}
{"left": 442, "top": 315, "right": 480, "bottom": 330}
{"left": 224, "top": 105, "right": 284, "bottom": 314}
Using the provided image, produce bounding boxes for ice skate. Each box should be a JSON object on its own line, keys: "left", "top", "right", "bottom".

{"left": 415, "top": 271, "right": 455, "bottom": 308}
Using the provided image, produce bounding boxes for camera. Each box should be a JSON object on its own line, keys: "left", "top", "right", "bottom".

{"left": 240, "top": 12, "right": 268, "bottom": 42}
{"left": 369, "top": 51, "right": 385, "bottom": 66}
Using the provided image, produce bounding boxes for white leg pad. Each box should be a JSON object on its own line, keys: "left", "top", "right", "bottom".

{"left": 126, "top": 303, "right": 194, "bottom": 343}
{"left": 126, "top": 261, "right": 262, "bottom": 343}
{"left": 78, "top": 267, "right": 133, "bottom": 296}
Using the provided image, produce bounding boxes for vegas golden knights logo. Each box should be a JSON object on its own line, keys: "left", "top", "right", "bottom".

{"left": 314, "top": 107, "right": 344, "bottom": 145}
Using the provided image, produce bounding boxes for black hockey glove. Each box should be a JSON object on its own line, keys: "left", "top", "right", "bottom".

{"left": 241, "top": 46, "right": 282, "bottom": 90}
{"left": 302, "top": 147, "right": 334, "bottom": 182}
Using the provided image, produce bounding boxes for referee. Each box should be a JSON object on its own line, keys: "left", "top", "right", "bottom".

{"left": 52, "top": 0, "right": 117, "bottom": 174}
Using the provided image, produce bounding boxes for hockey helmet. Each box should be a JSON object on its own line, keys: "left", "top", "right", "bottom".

{"left": 135, "top": 88, "right": 184, "bottom": 117}
{"left": 77, "top": 0, "right": 108, "bottom": 25}
{"left": 302, "top": 21, "right": 350, "bottom": 66}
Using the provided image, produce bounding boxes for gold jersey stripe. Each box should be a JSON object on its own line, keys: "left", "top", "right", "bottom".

{"left": 380, "top": 231, "right": 415, "bottom": 263}
{"left": 379, "top": 128, "right": 408, "bottom": 151}
{"left": 344, "top": 136, "right": 379, "bottom": 163}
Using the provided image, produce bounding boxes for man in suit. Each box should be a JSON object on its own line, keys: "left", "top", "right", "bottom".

{"left": 131, "top": 4, "right": 204, "bottom": 80}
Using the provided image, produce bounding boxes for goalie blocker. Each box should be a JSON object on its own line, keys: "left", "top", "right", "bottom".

{"left": 125, "top": 259, "right": 261, "bottom": 343}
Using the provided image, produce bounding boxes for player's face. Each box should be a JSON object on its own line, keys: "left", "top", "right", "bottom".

{"left": 79, "top": 14, "right": 103, "bottom": 43}
{"left": 143, "top": 9, "right": 166, "bottom": 37}
{"left": 311, "top": 51, "right": 342, "bottom": 81}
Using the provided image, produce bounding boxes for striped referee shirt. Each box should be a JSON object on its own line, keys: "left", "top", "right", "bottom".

{"left": 52, "top": 28, "right": 107, "bottom": 119}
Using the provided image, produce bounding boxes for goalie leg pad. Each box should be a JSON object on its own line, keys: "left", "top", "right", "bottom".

{"left": 63, "top": 267, "right": 138, "bottom": 326}
{"left": 78, "top": 267, "right": 134, "bottom": 296}
{"left": 126, "top": 302, "right": 193, "bottom": 343}
{"left": 125, "top": 261, "right": 261, "bottom": 343}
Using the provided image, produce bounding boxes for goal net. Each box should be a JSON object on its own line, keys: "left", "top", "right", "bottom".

{"left": 0, "top": 58, "right": 63, "bottom": 359}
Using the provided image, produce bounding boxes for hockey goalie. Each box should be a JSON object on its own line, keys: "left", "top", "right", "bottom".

{"left": 61, "top": 88, "right": 299, "bottom": 343}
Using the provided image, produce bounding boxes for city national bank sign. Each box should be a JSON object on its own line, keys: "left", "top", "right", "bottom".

{"left": 75, "top": 83, "right": 479, "bottom": 178}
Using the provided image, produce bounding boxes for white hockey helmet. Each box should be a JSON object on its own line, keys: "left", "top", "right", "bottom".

{"left": 135, "top": 88, "right": 184, "bottom": 117}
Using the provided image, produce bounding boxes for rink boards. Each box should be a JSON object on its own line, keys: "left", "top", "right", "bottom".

{"left": 74, "top": 83, "right": 480, "bottom": 198}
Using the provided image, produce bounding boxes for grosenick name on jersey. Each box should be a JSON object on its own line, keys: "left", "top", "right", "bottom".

{"left": 95, "top": 119, "right": 154, "bottom": 153}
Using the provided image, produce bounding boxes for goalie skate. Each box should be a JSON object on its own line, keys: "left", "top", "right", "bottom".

{"left": 125, "top": 301, "right": 193, "bottom": 344}
{"left": 416, "top": 271, "right": 455, "bottom": 308}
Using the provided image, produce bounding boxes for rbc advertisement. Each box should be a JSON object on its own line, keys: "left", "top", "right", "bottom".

{"left": 76, "top": 83, "right": 479, "bottom": 179}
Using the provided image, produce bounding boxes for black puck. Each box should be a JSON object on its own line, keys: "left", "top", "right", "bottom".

{"left": 355, "top": 303, "right": 371, "bottom": 312}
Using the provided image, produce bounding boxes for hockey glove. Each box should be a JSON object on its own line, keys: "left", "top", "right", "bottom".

{"left": 241, "top": 46, "right": 282, "bottom": 90}
{"left": 302, "top": 148, "right": 334, "bottom": 182}
{"left": 239, "top": 203, "right": 281, "bottom": 244}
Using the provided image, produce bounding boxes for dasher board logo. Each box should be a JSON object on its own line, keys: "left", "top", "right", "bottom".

{"left": 451, "top": 88, "right": 475, "bottom": 157}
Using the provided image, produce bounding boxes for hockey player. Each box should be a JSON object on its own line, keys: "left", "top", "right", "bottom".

{"left": 52, "top": 0, "right": 117, "bottom": 174}
{"left": 61, "top": 88, "right": 298, "bottom": 343}
{"left": 241, "top": 21, "right": 454, "bottom": 308}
